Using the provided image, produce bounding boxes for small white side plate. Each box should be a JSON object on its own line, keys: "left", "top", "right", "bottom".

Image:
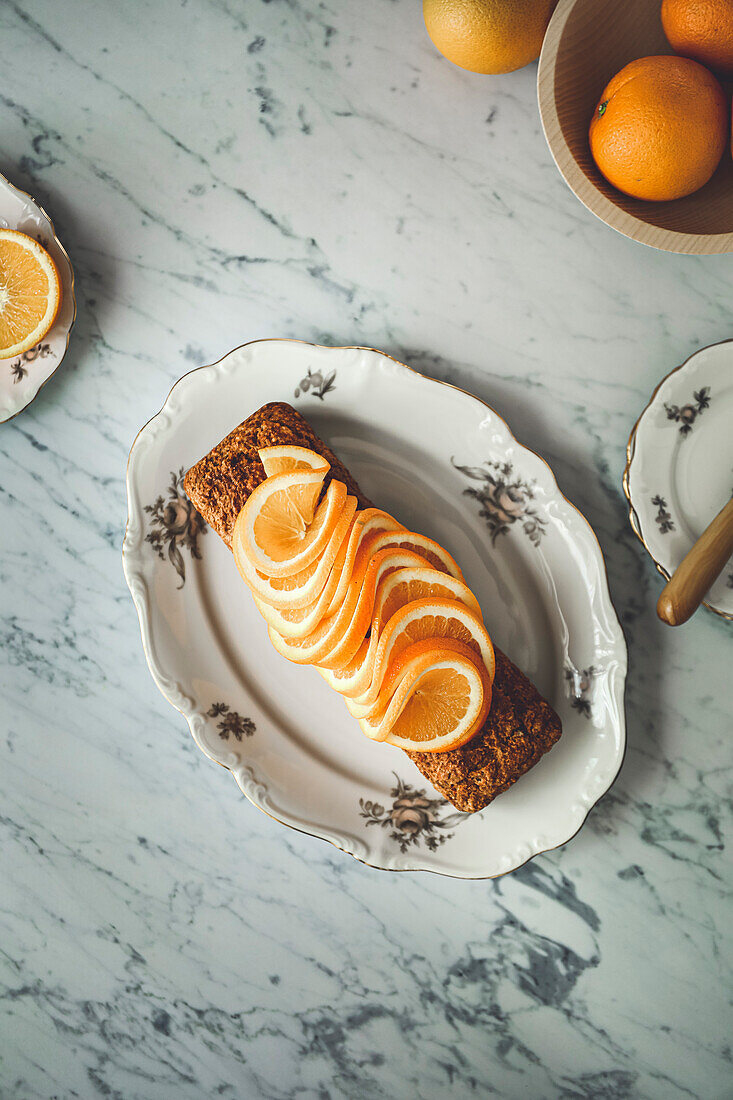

{"left": 0, "top": 172, "right": 76, "bottom": 424}
{"left": 123, "top": 341, "right": 627, "bottom": 877}
{"left": 625, "top": 340, "right": 733, "bottom": 621}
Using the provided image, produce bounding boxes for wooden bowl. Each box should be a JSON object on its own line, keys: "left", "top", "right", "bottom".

{"left": 538, "top": 0, "right": 733, "bottom": 254}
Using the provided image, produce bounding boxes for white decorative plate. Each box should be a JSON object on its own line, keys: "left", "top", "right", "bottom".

{"left": 624, "top": 340, "right": 733, "bottom": 621}
{"left": 0, "top": 172, "right": 76, "bottom": 424}
{"left": 123, "top": 341, "right": 627, "bottom": 878}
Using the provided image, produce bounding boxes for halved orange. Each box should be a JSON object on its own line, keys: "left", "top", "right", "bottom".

{"left": 346, "top": 597, "right": 494, "bottom": 718}
{"left": 357, "top": 638, "right": 491, "bottom": 752}
{"left": 0, "top": 230, "right": 61, "bottom": 359}
{"left": 258, "top": 445, "right": 329, "bottom": 478}
{"left": 236, "top": 470, "right": 345, "bottom": 577}
{"left": 233, "top": 494, "right": 357, "bottom": 609}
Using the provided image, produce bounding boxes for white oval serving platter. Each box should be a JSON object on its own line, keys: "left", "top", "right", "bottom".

{"left": 624, "top": 339, "right": 733, "bottom": 621}
{"left": 0, "top": 171, "right": 76, "bottom": 424}
{"left": 123, "top": 341, "right": 627, "bottom": 878}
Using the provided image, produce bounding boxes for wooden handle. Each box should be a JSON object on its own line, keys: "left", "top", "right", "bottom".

{"left": 657, "top": 497, "right": 733, "bottom": 626}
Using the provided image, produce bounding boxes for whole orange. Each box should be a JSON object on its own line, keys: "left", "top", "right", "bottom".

{"left": 422, "top": 0, "right": 558, "bottom": 74}
{"left": 662, "top": 0, "right": 733, "bottom": 74}
{"left": 589, "top": 56, "right": 727, "bottom": 201}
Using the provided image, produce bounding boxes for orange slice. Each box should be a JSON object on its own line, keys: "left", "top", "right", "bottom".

{"left": 234, "top": 494, "right": 357, "bottom": 609}
{"left": 366, "top": 530, "right": 464, "bottom": 579}
{"left": 318, "top": 566, "right": 481, "bottom": 699}
{"left": 346, "top": 597, "right": 494, "bottom": 719}
{"left": 236, "top": 470, "right": 345, "bottom": 577}
{"left": 233, "top": 454, "right": 494, "bottom": 754}
{"left": 355, "top": 636, "right": 489, "bottom": 733}
{"left": 378, "top": 597, "right": 494, "bottom": 673}
{"left": 253, "top": 515, "right": 353, "bottom": 637}
{"left": 319, "top": 519, "right": 450, "bottom": 624}
{"left": 0, "top": 229, "right": 61, "bottom": 358}
{"left": 377, "top": 565, "right": 481, "bottom": 625}
{"left": 266, "top": 543, "right": 375, "bottom": 666}
{"left": 315, "top": 639, "right": 372, "bottom": 697}
{"left": 319, "top": 548, "right": 433, "bottom": 670}
{"left": 258, "top": 445, "right": 329, "bottom": 478}
{"left": 358, "top": 639, "right": 491, "bottom": 752}
{"left": 322, "top": 508, "right": 405, "bottom": 618}
{"left": 269, "top": 547, "right": 431, "bottom": 668}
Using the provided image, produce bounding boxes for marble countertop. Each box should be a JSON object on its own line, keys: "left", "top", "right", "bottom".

{"left": 1, "top": 2, "right": 731, "bottom": 1097}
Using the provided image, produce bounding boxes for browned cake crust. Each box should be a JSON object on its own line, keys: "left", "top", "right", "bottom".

{"left": 405, "top": 649, "right": 560, "bottom": 813}
{"left": 184, "top": 402, "right": 370, "bottom": 548}
{"left": 184, "top": 402, "right": 562, "bottom": 813}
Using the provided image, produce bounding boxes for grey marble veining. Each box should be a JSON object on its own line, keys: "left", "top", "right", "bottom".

{"left": 1, "top": 1, "right": 731, "bottom": 1097}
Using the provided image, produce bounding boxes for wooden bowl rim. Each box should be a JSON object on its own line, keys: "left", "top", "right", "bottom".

{"left": 537, "top": 0, "right": 733, "bottom": 255}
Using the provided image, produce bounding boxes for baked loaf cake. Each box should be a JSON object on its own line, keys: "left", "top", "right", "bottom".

{"left": 185, "top": 402, "right": 562, "bottom": 813}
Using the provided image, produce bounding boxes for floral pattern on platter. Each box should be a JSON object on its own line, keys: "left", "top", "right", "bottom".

{"left": 651, "top": 495, "right": 675, "bottom": 534}
{"left": 9, "top": 342, "right": 52, "bottom": 383}
{"left": 145, "top": 468, "right": 207, "bottom": 588}
{"left": 664, "top": 386, "right": 710, "bottom": 436}
{"left": 359, "top": 773, "right": 467, "bottom": 853}
{"left": 294, "top": 366, "right": 336, "bottom": 400}
{"left": 452, "top": 458, "right": 547, "bottom": 546}
{"left": 207, "top": 702, "right": 256, "bottom": 742}
{"left": 564, "top": 664, "right": 596, "bottom": 719}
